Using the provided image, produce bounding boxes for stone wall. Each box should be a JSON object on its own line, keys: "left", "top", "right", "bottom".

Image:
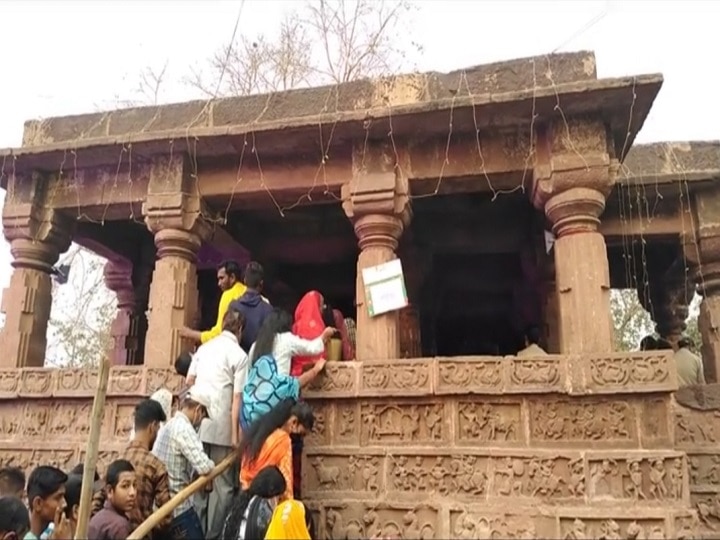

{"left": 0, "top": 367, "right": 184, "bottom": 474}
{"left": 675, "top": 396, "right": 720, "bottom": 539}
{"left": 302, "top": 353, "right": 697, "bottom": 539}
{"left": 0, "top": 354, "right": 701, "bottom": 540}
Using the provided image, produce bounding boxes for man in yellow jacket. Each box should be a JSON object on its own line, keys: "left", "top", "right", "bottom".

{"left": 180, "top": 261, "right": 247, "bottom": 345}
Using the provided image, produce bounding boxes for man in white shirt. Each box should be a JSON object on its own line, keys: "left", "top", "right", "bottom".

{"left": 188, "top": 306, "right": 249, "bottom": 540}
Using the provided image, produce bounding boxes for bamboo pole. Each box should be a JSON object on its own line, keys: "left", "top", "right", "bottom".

{"left": 74, "top": 357, "right": 111, "bottom": 540}
{"left": 127, "top": 450, "right": 238, "bottom": 540}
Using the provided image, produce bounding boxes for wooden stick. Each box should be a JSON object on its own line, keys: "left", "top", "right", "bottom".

{"left": 127, "top": 450, "right": 238, "bottom": 540}
{"left": 74, "top": 358, "right": 111, "bottom": 540}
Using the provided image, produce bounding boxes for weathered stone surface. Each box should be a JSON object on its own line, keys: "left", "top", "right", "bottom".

{"left": 20, "top": 52, "right": 598, "bottom": 148}
{"left": 624, "top": 141, "right": 720, "bottom": 184}
{"left": 675, "top": 399, "right": 720, "bottom": 538}
{"left": 0, "top": 356, "right": 700, "bottom": 539}
{"left": 305, "top": 352, "right": 678, "bottom": 399}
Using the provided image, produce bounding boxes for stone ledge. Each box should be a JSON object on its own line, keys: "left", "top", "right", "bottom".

{"left": 0, "top": 351, "right": 677, "bottom": 400}
{"left": 305, "top": 351, "right": 677, "bottom": 398}
{"left": 0, "top": 366, "right": 184, "bottom": 399}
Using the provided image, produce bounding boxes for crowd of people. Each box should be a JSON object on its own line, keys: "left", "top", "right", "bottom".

{"left": 0, "top": 260, "right": 359, "bottom": 540}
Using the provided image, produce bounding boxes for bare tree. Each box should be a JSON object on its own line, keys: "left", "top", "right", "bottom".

{"left": 46, "top": 247, "right": 116, "bottom": 368}
{"left": 185, "top": 0, "right": 420, "bottom": 98}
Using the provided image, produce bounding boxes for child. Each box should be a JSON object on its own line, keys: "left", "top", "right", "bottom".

{"left": 88, "top": 460, "right": 137, "bottom": 540}
{"left": 0, "top": 496, "right": 30, "bottom": 540}
{"left": 0, "top": 467, "right": 26, "bottom": 499}
{"left": 25, "top": 466, "right": 70, "bottom": 540}
{"left": 62, "top": 475, "right": 82, "bottom": 538}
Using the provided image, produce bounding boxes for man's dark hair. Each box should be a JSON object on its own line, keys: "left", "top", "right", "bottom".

{"left": 656, "top": 338, "right": 673, "bottom": 350}
{"left": 105, "top": 460, "right": 134, "bottom": 489}
{"left": 0, "top": 496, "right": 30, "bottom": 536}
{"left": 525, "top": 325, "right": 542, "bottom": 345}
{"left": 134, "top": 398, "right": 167, "bottom": 430}
{"left": 223, "top": 305, "right": 247, "bottom": 334}
{"left": 27, "top": 466, "right": 67, "bottom": 506}
{"left": 244, "top": 261, "right": 265, "bottom": 289}
{"left": 639, "top": 335, "right": 658, "bottom": 351}
{"left": 0, "top": 467, "right": 25, "bottom": 496}
{"left": 69, "top": 463, "right": 100, "bottom": 483}
{"left": 678, "top": 337, "right": 695, "bottom": 350}
{"left": 174, "top": 352, "right": 193, "bottom": 377}
{"left": 63, "top": 475, "right": 82, "bottom": 519}
{"left": 218, "top": 260, "right": 242, "bottom": 281}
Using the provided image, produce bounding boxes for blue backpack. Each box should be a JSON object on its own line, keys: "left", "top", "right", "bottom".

{"left": 241, "top": 354, "right": 300, "bottom": 429}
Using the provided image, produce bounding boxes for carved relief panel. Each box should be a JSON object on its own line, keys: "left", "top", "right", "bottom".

{"left": 640, "top": 398, "right": 671, "bottom": 448}
{"left": 529, "top": 398, "right": 636, "bottom": 448}
{"left": 588, "top": 455, "right": 686, "bottom": 503}
{"left": 559, "top": 517, "right": 667, "bottom": 540}
{"left": 450, "top": 510, "right": 556, "bottom": 539}
{"left": 388, "top": 454, "right": 491, "bottom": 499}
{"left": 322, "top": 502, "right": 438, "bottom": 540}
{"left": 456, "top": 400, "right": 522, "bottom": 445}
{"left": 303, "top": 452, "right": 384, "bottom": 495}
{"left": 675, "top": 408, "right": 720, "bottom": 451}
{"left": 586, "top": 353, "right": 674, "bottom": 394}
{"left": 0, "top": 400, "right": 114, "bottom": 442}
{"left": 693, "top": 492, "right": 720, "bottom": 535}
{"left": 306, "top": 401, "right": 331, "bottom": 447}
{"left": 360, "top": 402, "right": 445, "bottom": 446}
{"left": 333, "top": 403, "right": 360, "bottom": 446}
{"left": 688, "top": 453, "right": 720, "bottom": 491}
{"left": 489, "top": 454, "right": 585, "bottom": 501}
{"left": 360, "top": 362, "right": 432, "bottom": 396}
{"left": 436, "top": 358, "right": 503, "bottom": 394}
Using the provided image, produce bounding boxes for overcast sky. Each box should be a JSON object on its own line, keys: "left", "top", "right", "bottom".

{"left": 0, "top": 0, "right": 717, "bottom": 308}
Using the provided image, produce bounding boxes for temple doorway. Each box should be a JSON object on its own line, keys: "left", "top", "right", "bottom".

{"left": 410, "top": 192, "right": 542, "bottom": 357}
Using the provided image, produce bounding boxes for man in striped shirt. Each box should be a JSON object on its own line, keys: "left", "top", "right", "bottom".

{"left": 153, "top": 386, "right": 215, "bottom": 540}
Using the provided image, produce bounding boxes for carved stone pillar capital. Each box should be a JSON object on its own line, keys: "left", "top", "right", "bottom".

{"left": 143, "top": 153, "right": 214, "bottom": 248}
{"left": 544, "top": 187, "right": 607, "bottom": 237}
{"left": 3, "top": 207, "right": 74, "bottom": 272}
{"left": 354, "top": 214, "right": 404, "bottom": 252}
{"left": 154, "top": 228, "right": 202, "bottom": 261}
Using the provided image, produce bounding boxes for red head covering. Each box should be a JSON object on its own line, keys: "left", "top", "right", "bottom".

{"left": 291, "top": 290, "right": 326, "bottom": 376}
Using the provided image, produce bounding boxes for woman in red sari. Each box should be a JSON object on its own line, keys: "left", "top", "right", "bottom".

{"left": 289, "top": 290, "right": 327, "bottom": 497}
{"left": 290, "top": 291, "right": 327, "bottom": 376}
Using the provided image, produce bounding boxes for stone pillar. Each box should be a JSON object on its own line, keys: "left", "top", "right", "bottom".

{"left": 0, "top": 172, "right": 74, "bottom": 368}
{"left": 142, "top": 155, "right": 211, "bottom": 367}
{"left": 103, "top": 259, "right": 138, "bottom": 366}
{"left": 342, "top": 144, "right": 411, "bottom": 362}
{"left": 683, "top": 184, "right": 720, "bottom": 381}
{"left": 637, "top": 259, "right": 693, "bottom": 350}
{"left": 542, "top": 257, "right": 561, "bottom": 354}
{"left": 532, "top": 120, "right": 616, "bottom": 354}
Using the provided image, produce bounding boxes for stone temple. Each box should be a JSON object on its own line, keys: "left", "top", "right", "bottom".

{"left": 1, "top": 50, "right": 720, "bottom": 538}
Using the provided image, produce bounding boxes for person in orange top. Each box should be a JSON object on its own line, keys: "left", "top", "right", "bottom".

{"left": 180, "top": 260, "right": 247, "bottom": 344}
{"left": 239, "top": 399, "right": 316, "bottom": 503}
